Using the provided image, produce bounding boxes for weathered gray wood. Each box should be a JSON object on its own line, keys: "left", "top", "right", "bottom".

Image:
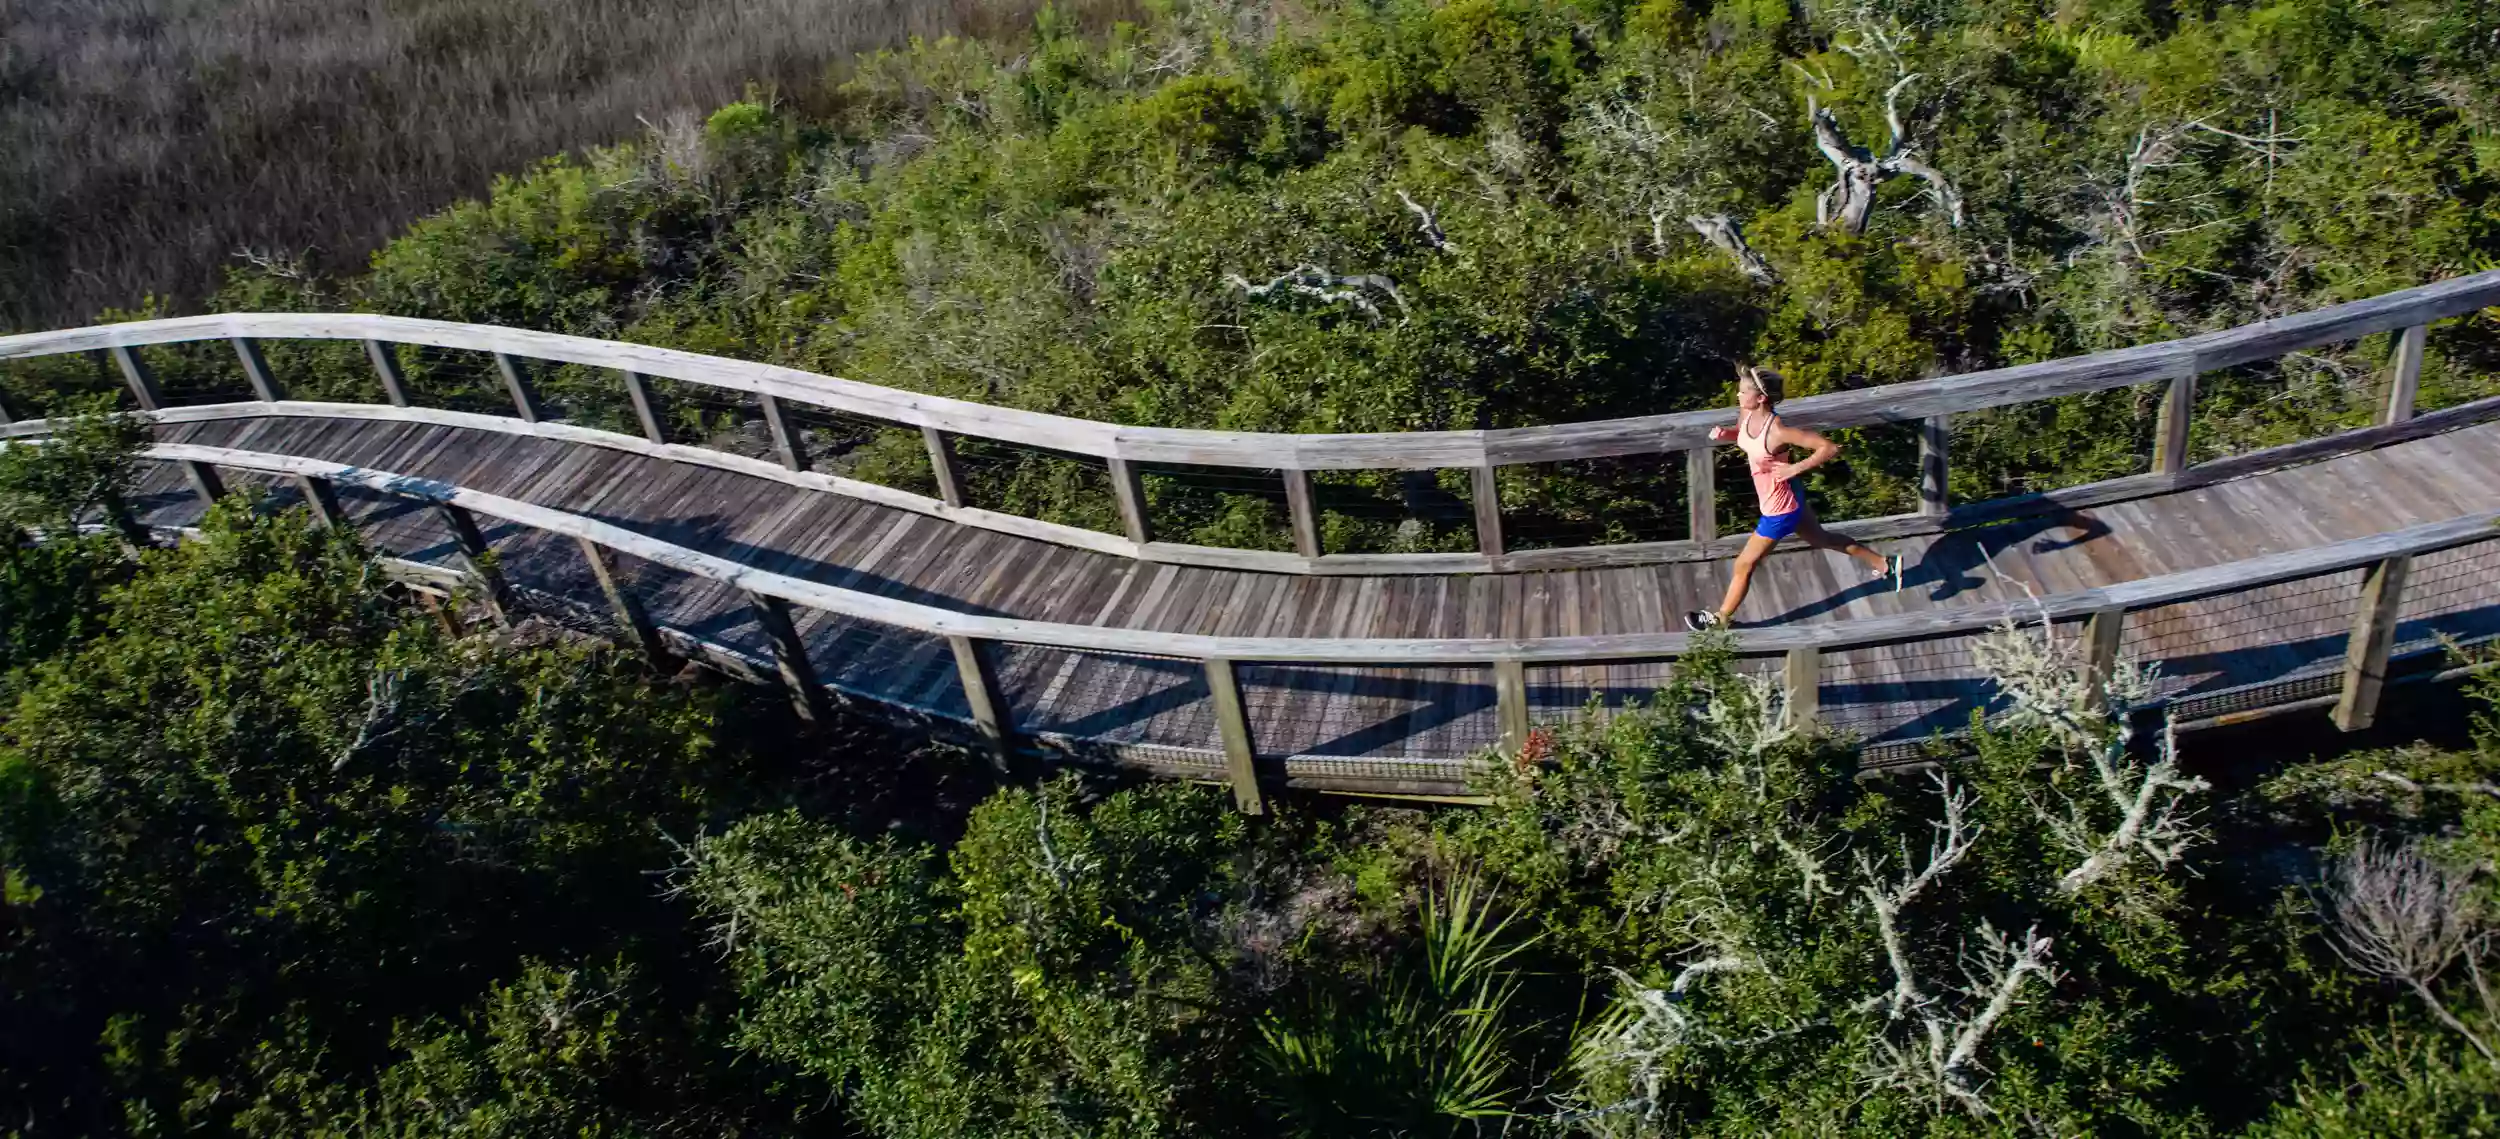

{"left": 2081, "top": 606, "right": 2125, "bottom": 702}
{"left": 759, "top": 392, "right": 808, "bottom": 472}
{"left": 1918, "top": 414, "right": 1949, "bottom": 516}
{"left": 435, "top": 502, "right": 514, "bottom": 626}
{"left": 292, "top": 473, "right": 345, "bottom": 531}
{"left": 1494, "top": 658, "right": 1530, "bottom": 755}
{"left": 1686, "top": 447, "right": 1717, "bottom": 544}
{"left": 1204, "top": 657, "right": 1265, "bottom": 814}
{"left": 231, "top": 337, "right": 284, "bottom": 402}
{"left": 620, "top": 370, "right": 668, "bottom": 444}
{"left": 949, "top": 635, "right": 1015, "bottom": 772}
{"left": 494, "top": 352, "right": 543, "bottom": 423}
{"left": 1283, "top": 468, "right": 1323, "bottom": 557}
{"left": 181, "top": 460, "right": 226, "bottom": 505}
{"left": 2152, "top": 370, "right": 2195, "bottom": 475}
{"left": 2383, "top": 324, "right": 2426, "bottom": 425}
{"left": 2332, "top": 555, "right": 2410, "bottom": 731}
{"left": 130, "top": 440, "right": 2500, "bottom": 666}
{"left": 746, "top": 590, "right": 832, "bottom": 723}
{"left": 923, "top": 427, "right": 967, "bottom": 508}
{"left": 1784, "top": 647, "right": 1819, "bottom": 731}
{"left": 576, "top": 535, "right": 670, "bottom": 666}
{"left": 0, "top": 389, "right": 14, "bottom": 424}
{"left": 365, "top": 340, "right": 413, "bottom": 407}
{"left": 110, "top": 345, "right": 164, "bottom": 411}
{"left": 1107, "top": 457, "right": 1152, "bottom": 546}
{"left": 1471, "top": 465, "right": 1505, "bottom": 557}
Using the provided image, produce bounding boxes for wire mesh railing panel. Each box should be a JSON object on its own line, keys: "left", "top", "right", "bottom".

{"left": 1523, "top": 658, "right": 1683, "bottom": 730}
{"left": 124, "top": 462, "right": 210, "bottom": 530}
{"left": 520, "top": 359, "right": 636, "bottom": 433}
{"left": 1311, "top": 468, "right": 1481, "bottom": 556}
{"left": 1796, "top": 418, "right": 1923, "bottom": 523}
{"left": 1818, "top": 632, "right": 1997, "bottom": 745}
{"left": 2392, "top": 538, "right": 2500, "bottom": 658}
{"left": 2411, "top": 326, "right": 2500, "bottom": 415}
{"left": 392, "top": 346, "right": 529, "bottom": 417}
{"left": 136, "top": 341, "right": 256, "bottom": 408}
{"left": 949, "top": 437, "right": 1121, "bottom": 536}
{"left": 992, "top": 643, "right": 1223, "bottom": 761}
{"left": 1950, "top": 387, "right": 2158, "bottom": 501}
{"left": 2120, "top": 568, "right": 2363, "bottom": 705}
{"left": 792, "top": 608, "right": 961, "bottom": 717}
{"left": 1137, "top": 463, "right": 1294, "bottom": 552}
{"left": 328, "top": 484, "right": 462, "bottom": 567}
{"left": 1499, "top": 451, "right": 1687, "bottom": 552}
{"left": 607, "top": 548, "right": 772, "bottom": 662}
{"left": 253, "top": 337, "right": 378, "bottom": 403}
{"left": 1234, "top": 662, "right": 1499, "bottom": 760}
{"left": 637, "top": 375, "right": 762, "bottom": 451}
{"left": 776, "top": 402, "right": 939, "bottom": 496}
{"left": 2190, "top": 338, "right": 2380, "bottom": 464}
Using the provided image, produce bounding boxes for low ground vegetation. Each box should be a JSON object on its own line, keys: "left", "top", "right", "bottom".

{"left": 4, "top": 415, "right": 2499, "bottom": 1136}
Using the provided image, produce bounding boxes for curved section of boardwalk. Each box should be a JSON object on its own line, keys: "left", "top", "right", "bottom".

{"left": 116, "top": 408, "right": 2500, "bottom": 794}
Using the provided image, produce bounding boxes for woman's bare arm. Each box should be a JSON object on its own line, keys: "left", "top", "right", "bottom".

{"left": 1766, "top": 420, "right": 1841, "bottom": 483}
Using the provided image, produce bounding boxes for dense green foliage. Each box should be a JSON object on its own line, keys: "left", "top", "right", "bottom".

{"left": 14, "top": 0, "right": 2490, "bottom": 551}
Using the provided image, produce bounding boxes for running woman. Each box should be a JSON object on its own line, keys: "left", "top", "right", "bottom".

{"left": 1684, "top": 365, "right": 1903, "bottom": 631}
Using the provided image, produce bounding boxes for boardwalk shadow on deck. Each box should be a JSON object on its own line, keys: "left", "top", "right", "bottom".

{"left": 1749, "top": 508, "right": 2115, "bottom": 627}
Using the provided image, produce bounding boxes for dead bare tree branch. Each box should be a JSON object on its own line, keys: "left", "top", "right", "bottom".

{"left": 2326, "top": 838, "right": 2498, "bottom": 1065}
{"left": 1224, "top": 264, "right": 1411, "bottom": 325}
{"left": 1684, "top": 213, "right": 1781, "bottom": 284}
{"left": 1394, "top": 189, "right": 1461, "bottom": 255}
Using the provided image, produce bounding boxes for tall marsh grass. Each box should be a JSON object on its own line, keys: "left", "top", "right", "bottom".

{"left": 0, "top": 0, "right": 1128, "bottom": 330}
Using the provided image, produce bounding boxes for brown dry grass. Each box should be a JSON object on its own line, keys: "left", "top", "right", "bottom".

{"left": 0, "top": 0, "right": 1133, "bottom": 330}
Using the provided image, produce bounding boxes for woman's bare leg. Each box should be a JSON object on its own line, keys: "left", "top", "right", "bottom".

{"left": 1795, "top": 509, "right": 1887, "bottom": 572}
{"left": 1714, "top": 534, "right": 1778, "bottom": 621}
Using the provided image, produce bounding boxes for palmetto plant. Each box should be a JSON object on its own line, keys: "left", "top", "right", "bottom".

{"left": 1254, "top": 873, "right": 1539, "bottom": 1135}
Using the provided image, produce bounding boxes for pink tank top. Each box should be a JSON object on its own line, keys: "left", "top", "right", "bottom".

{"left": 1738, "top": 409, "right": 1799, "bottom": 516}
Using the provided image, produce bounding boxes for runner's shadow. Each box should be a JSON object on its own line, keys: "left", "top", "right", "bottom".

{"left": 1916, "top": 508, "right": 2112, "bottom": 603}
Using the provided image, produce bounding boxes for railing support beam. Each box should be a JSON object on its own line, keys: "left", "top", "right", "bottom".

{"left": 1494, "top": 658, "right": 1530, "bottom": 755}
{"left": 435, "top": 502, "right": 514, "bottom": 626}
{"left": 1687, "top": 447, "right": 1716, "bottom": 546}
{"left": 2332, "top": 555, "right": 2410, "bottom": 732}
{"left": 1283, "top": 469, "right": 1323, "bottom": 558}
{"left": 493, "top": 352, "right": 543, "bottom": 423}
{"left": 292, "top": 473, "right": 346, "bottom": 531}
{"left": 2382, "top": 324, "right": 2426, "bottom": 425}
{"left": 1783, "top": 647, "right": 1819, "bottom": 732}
{"left": 2081, "top": 607, "right": 2125, "bottom": 703}
{"left": 620, "top": 370, "right": 668, "bottom": 445}
{"left": 232, "top": 337, "right": 284, "bottom": 402}
{"left": 949, "top": 635, "right": 1015, "bottom": 773}
{"left": 1108, "top": 457, "right": 1152, "bottom": 546}
{"left": 109, "top": 345, "right": 164, "bottom": 411}
{"left": 922, "top": 427, "right": 966, "bottom": 509}
{"left": 577, "top": 535, "right": 672, "bottom": 668}
{"left": 1471, "top": 465, "right": 1505, "bottom": 558}
{"left": 759, "top": 393, "right": 807, "bottom": 472}
{"left": 180, "top": 461, "right": 226, "bottom": 506}
{"left": 747, "top": 591, "right": 831, "bottom": 724}
{"left": 1918, "top": 414, "right": 1949, "bottom": 517}
{"left": 1203, "top": 657, "right": 1265, "bottom": 815}
{"left": 2152, "top": 368, "right": 2196, "bottom": 475}
{"left": 365, "top": 340, "right": 412, "bottom": 407}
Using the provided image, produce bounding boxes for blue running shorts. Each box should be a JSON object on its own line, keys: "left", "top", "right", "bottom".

{"left": 1754, "top": 508, "right": 1803, "bottom": 540}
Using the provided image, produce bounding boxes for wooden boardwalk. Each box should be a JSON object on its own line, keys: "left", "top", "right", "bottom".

{"left": 122, "top": 412, "right": 2500, "bottom": 788}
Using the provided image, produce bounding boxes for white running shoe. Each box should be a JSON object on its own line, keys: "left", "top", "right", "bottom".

{"left": 1683, "top": 610, "right": 1723, "bottom": 631}
{"left": 1872, "top": 553, "right": 1906, "bottom": 594}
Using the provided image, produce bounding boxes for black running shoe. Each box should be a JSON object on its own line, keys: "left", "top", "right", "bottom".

{"left": 1683, "top": 610, "right": 1722, "bottom": 631}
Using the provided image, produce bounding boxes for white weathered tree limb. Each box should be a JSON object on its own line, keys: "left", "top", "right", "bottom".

{"left": 1224, "top": 264, "right": 1411, "bottom": 324}
{"left": 1803, "top": 75, "right": 1964, "bottom": 235}
{"left": 2326, "top": 839, "right": 2498, "bottom": 1064}
{"left": 1857, "top": 772, "right": 1982, "bottom": 1019}
{"left": 1685, "top": 213, "right": 1781, "bottom": 284}
{"left": 1394, "top": 189, "right": 1461, "bottom": 255}
{"left": 2050, "top": 715, "right": 2210, "bottom": 895}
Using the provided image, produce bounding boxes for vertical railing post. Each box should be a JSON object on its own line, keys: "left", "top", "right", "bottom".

{"left": 2382, "top": 324, "right": 2426, "bottom": 426}
{"left": 576, "top": 535, "right": 671, "bottom": 667}
{"left": 1107, "top": 456, "right": 1152, "bottom": 547}
{"left": 180, "top": 462, "right": 227, "bottom": 506}
{"left": 493, "top": 352, "right": 543, "bottom": 423}
{"left": 1494, "top": 658, "right": 1530, "bottom": 756}
{"left": 1203, "top": 657, "right": 1265, "bottom": 815}
{"left": 2081, "top": 607, "right": 2125, "bottom": 703}
{"left": 1783, "top": 647, "right": 1819, "bottom": 732}
{"left": 2333, "top": 556, "right": 2411, "bottom": 732}
{"left": 365, "top": 340, "right": 412, "bottom": 407}
{"left": 435, "top": 502, "right": 514, "bottom": 626}
{"left": 0, "top": 389, "right": 16, "bottom": 425}
{"left": 758, "top": 393, "right": 808, "bottom": 472}
{"left": 1283, "top": 468, "right": 1323, "bottom": 559}
{"left": 2151, "top": 365, "right": 2196, "bottom": 476}
{"left": 747, "top": 591, "right": 832, "bottom": 723}
{"left": 1471, "top": 464, "right": 1504, "bottom": 558}
{"left": 292, "top": 474, "right": 346, "bottom": 531}
{"left": 1918, "top": 414, "right": 1949, "bottom": 517}
{"left": 109, "top": 345, "right": 164, "bottom": 411}
{"left": 1686, "top": 447, "right": 1717, "bottom": 546}
{"left": 922, "top": 427, "right": 967, "bottom": 508}
{"left": 231, "top": 337, "right": 284, "bottom": 402}
{"left": 949, "top": 635, "right": 1015, "bottom": 773}
{"left": 619, "top": 370, "right": 668, "bottom": 445}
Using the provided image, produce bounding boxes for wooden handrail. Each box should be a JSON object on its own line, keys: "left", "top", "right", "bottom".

{"left": 3, "top": 270, "right": 2494, "bottom": 469}
{"left": 118, "top": 441, "right": 2500, "bottom": 665}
